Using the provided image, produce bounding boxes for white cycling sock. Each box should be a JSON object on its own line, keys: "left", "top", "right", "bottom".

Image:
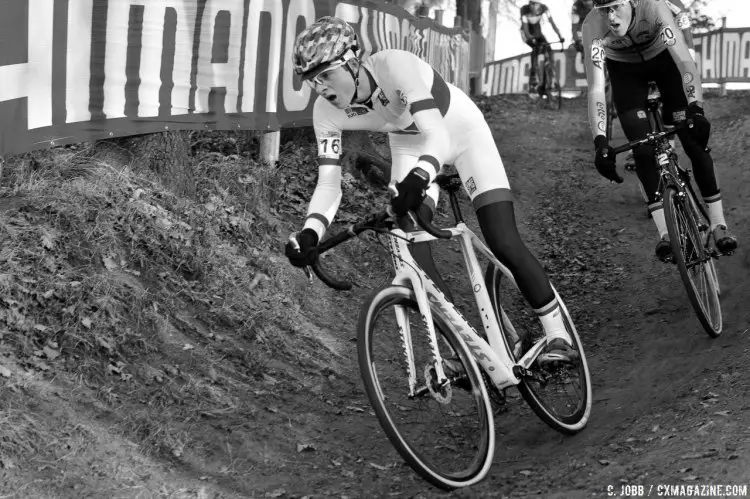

{"left": 705, "top": 198, "right": 727, "bottom": 231}
{"left": 535, "top": 299, "right": 570, "bottom": 341}
{"left": 650, "top": 206, "right": 668, "bottom": 239}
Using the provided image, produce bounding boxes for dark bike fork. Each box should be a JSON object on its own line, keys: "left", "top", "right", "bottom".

{"left": 646, "top": 95, "right": 714, "bottom": 259}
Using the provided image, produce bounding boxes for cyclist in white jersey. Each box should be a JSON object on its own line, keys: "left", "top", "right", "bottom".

{"left": 285, "top": 17, "right": 576, "bottom": 354}
{"left": 582, "top": 0, "right": 737, "bottom": 260}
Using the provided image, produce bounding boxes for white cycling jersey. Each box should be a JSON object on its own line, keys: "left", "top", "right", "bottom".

{"left": 304, "top": 49, "right": 510, "bottom": 238}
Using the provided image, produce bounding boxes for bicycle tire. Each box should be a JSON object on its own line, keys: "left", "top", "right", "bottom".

{"left": 662, "top": 186, "right": 722, "bottom": 337}
{"left": 485, "top": 267, "right": 592, "bottom": 434}
{"left": 546, "top": 63, "right": 562, "bottom": 110}
{"left": 357, "top": 285, "right": 495, "bottom": 490}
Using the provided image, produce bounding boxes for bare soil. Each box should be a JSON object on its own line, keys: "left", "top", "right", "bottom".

{"left": 0, "top": 91, "right": 748, "bottom": 498}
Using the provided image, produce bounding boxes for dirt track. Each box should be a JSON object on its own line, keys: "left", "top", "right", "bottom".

{"left": 253, "top": 92, "right": 750, "bottom": 498}
{"left": 0, "top": 92, "right": 747, "bottom": 499}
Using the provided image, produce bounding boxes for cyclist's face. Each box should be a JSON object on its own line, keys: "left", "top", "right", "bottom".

{"left": 306, "top": 62, "right": 355, "bottom": 109}
{"left": 603, "top": 3, "right": 632, "bottom": 36}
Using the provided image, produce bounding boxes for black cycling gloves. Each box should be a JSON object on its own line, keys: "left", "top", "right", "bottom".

{"left": 686, "top": 102, "right": 710, "bottom": 150}
{"left": 593, "top": 135, "right": 624, "bottom": 184}
{"left": 285, "top": 228, "right": 319, "bottom": 268}
{"left": 390, "top": 166, "right": 430, "bottom": 216}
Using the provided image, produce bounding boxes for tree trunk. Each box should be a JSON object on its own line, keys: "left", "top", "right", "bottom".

{"left": 96, "top": 131, "right": 195, "bottom": 197}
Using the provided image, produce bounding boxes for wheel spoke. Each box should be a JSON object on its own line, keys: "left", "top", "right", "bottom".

{"left": 664, "top": 188, "right": 722, "bottom": 336}
{"left": 358, "top": 287, "right": 494, "bottom": 489}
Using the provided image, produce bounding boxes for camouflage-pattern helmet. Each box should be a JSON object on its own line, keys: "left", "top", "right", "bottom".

{"left": 593, "top": 0, "right": 633, "bottom": 7}
{"left": 292, "top": 16, "right": 359, "bottom": 78}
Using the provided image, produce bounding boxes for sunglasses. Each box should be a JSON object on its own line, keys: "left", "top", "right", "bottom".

{"left": 305, "top": 59, "right": 347, "bottom": 88}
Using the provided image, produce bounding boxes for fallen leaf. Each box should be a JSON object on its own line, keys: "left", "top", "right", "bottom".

{"left": 713, "top": 410, "right": 730, "bottom": 416}
{"left": 0, "top": 365, "right": 11, "bottom": 378}
{"left": 183, "top": 343, "right": 195, "bottom": 350}
{"left": 97, "top": 338, "right": 113, "bottom": 352}
{"left": 265, "top": 489, "right": 286, "bottom": 498}
{"left": 296, "top": 443, "right": 315, "bottom": 453}
{"left": 41, "top": 233, "right": 54, "bottom": 250}
{"left": 42, "top": 346, "right": 60, "bottom": 361}
{"left": 598, "top": 459, "right": 612, "bottom": 466}
{"left": 369, "top": 462, "right": 389, "bottom": 471}
{"left": 102, "top": 256, "right": 119, "bottom": 270}
{"left": 518, "top": 469, "right": 532, "bottom": 476}
{"left": 681, "top": 475, "right": 699, "bottom": 481}
{"left": 346, "top": 406, "right": 365, "bottom": 413}
{"left": 697, "top": 421, "right": 715, "bottom": 432}
{"left": 81, "top": 317, "right": 92, "bottom": 329}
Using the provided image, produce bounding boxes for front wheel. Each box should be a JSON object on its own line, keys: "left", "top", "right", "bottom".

{"left": 662, "top": 186, "right": 722, "bottom": 337}
{"left": 545, "top": 63, "right": 562, "bottom": 110}
{"left": 485, "top": 267, "right": 592, "bottom": 434}
{"left": 357, "top": 285, "right": 495, "bottom": 490}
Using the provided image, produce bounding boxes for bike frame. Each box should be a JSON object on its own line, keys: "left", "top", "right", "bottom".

{"left": 384, "top": 222, "right": 557, "bottom": 394}
{"left": 642, "top": 91, "right": 713, "bottom": 253}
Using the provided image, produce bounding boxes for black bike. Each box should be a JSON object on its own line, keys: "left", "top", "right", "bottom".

{"left": 610, "top": 85, "right": 722, "bottom": 337}
{"left": 536, "top": 40, "right": 564, "bottom": 110}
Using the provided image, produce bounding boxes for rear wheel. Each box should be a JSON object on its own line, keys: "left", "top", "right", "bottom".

{"left": 662, "top": 186, "right": 722, "bottom": 337}
{"left": 357, "top": 285, "right": 495, "bottom": 490}
{"left": 485, "top": 267, "right": 592, "bottom": 434}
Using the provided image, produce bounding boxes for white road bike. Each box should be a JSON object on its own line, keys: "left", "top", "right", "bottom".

{"left": 303, "top": 173, "right": 592, "bottom": 490}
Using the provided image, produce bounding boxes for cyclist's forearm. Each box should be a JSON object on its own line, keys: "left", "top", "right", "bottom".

{"left": 411, "top": 107, "right": 449, "bottom": 180}
{"left": 549, "top": 18, "right": 562, "bottom": 38}
{"left": 587, "top": 86, "right": 608, "bottom": 140}
{"left": 304, "top": 162, "right": 343, "bottom": 238}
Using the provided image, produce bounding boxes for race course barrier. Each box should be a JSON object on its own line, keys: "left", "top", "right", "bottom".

{"left": 481, "top": 26, "right": 750, "bottom": 96}
{"left": 0, "top": 0, "right": 469, "bottom": 156}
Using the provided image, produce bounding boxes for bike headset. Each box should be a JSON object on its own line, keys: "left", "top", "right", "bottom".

{"left": 291, "top": 16, "right": 365, "bottom": 106}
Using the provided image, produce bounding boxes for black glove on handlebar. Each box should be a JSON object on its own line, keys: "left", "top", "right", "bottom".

{"left": 686, "top": 102, "right": 710, "bottom": 150}
{"left": 285, "top": 228, "right": 319, "bottom": 268}
{"left": 390, "top": 167, "right": 430, "bottom": 216}
{"left": 594, "top": 135, "right": 624, "bottom": 184}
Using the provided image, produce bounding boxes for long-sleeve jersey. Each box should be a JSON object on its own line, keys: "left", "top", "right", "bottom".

{"left": 664, "top": 0, "right": 694, "bottom": 50}
{"left": 582, "top": 0, "right": 701, "bottom": 139}
{"left": 304, "top": 49, "right": 487, "bottom": 237}
{"left": 571, "top": 1, "right": 593, "bottom": 43}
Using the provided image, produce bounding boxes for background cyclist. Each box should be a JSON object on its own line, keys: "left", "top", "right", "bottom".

{"left": 571, "top": 0, "right": 594, "bottom": 54}
{"left": 520, "top": 1, "right": 565, "bottom": 96}
{"left": 286, "top": 17, "right": 577, "bottom": 356}
{"left": 582, "top": 0, "right": 738, "bottom": 261}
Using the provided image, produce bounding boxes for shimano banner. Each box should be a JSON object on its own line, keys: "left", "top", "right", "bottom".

{"left": 0, "top": 0, "right": 469, "bottom": 155}
{"left": 481, "top": 27, "right": 750, "bottom": 96}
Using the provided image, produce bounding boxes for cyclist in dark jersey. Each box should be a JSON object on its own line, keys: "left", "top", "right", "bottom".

{"left": 520, "top": 1, "right": 565, "bottom": 94}
{"left": 571, "top": 0, "right": 594, "bottom": 53}
{"left": 583, "top": 0, "right": 737, "bottom": 260}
